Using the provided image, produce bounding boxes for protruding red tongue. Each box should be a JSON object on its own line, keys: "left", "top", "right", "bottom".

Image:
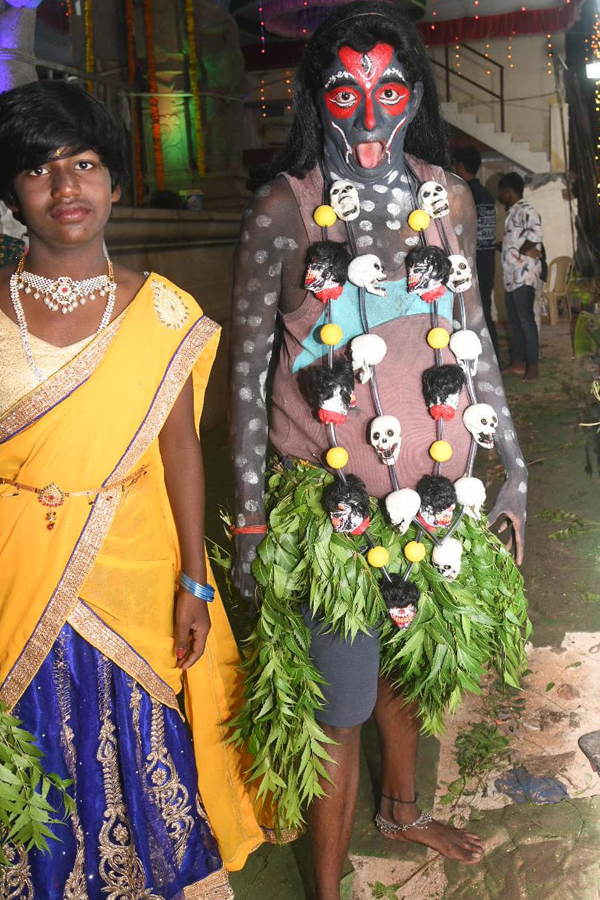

{"left": 355, "top": 142, "right": 385, "bottom": 169}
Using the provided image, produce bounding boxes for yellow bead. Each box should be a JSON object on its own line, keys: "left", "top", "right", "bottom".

{"left": 313, "top": 205, "right": 338, "bottom": 227}
{"left": 404, "top": 541, "right": 426, "bottom": 562}
{"left": 430, "top": 440, "right": 453, "bottom": 462}
{"left": 320, "top": 324, "right": 343, "bottom": 345}
{"left": 326, "top": 447, "right": 349, "bottom": 469}
{"left": 427, "top": 327, "right": 450, "bottom": 349}
{"left": 367, "top": 545, "right": 389, "bottom": 568}
{"left": 407, "top": 209, "right": 431, "bottom": 232}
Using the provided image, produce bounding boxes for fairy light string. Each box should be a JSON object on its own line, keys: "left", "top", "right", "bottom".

{"left": 184, "top": 0, "right": 206, "bottom": 177}
{"left": 143, "top": 0, "right": 165, "bottom": 191}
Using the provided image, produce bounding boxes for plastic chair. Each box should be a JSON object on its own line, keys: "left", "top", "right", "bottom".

{"left": 544, "top": 256, "right": 573, "bottom": 326}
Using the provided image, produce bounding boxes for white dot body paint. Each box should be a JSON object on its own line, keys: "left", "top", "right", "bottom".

{"left": 235, "top": 316, "right": 247, "bottom": 326}
{"left": 249, "top": 418, "right": 261, "bottom": 431}
{"left": 518, "top": 482, "right": 527, "bottom": 494}
{"left": 502, "top": 406, "right": 510, "bottom": 417}
{"left": 236, "top": 514, "right": 246, "bottom": 527}
{"left": 392, "top": 187, "right": 404, "bottom": 199}
{"left": 479, "top": 382, "right": 493, "bottom": 393}
{"left": 400, "top": 173, "right": 409, "bottom": 183}
{"left": 254, "top": 444, "right": 267, "bottom": 456}
{"left": 241, "top": 231, "right": 250, "bottom": 243}
{"left": 495, "top": 386, "right": 504, "bottom": 396}
{"left": 242, "top": 471, "right": 259, "bottom": 484}
{"left": 264, "top": 292, "right": 277, "bottom": 305}
{"left": 478, "top": 360, "right": 490, "bottom": 373}
{"left": 386, "top": 220, "right": 401, "bottom": 230}
{"left": 243, "top": 340, "right": 255, "bottom": 353}
{"left": 237, "top": 298, "right": 249, "bottom": 311}
{"left": 394, "top": 251, "right": 406, "bottom": 264}
{"left": 361, "top": 200, "right": 375, "bottom": 212}
{"left": 235, "top": 455, "right": 247, "bottom": 467}
{"left": 248, "top": 315, "right": 262, "bottom": 327}
{"left": 405, "top": 236, "right": 419, "bottom": 246}
{"left": 516, "top": 457, "right": 526, "bottom": 468}
{"left": 504, "top": 430, "right": 515, "bottom": 441}
{"left": 243, "top": 208, "right": 253, "bottom": 219}
{"left": 245, "top": 500, "right": 259, "bottom": 512}
{"left": 240, "top": 387, "right": 253, "bottom": 401}
{"left": 274, "top": 236, "right": 299, "bottom": 249}
{"left": 454, "top": 223, "right": 464, "bottom": 236}
{"left": 268, "top": 262, "right": 282, "bottom": 276}
{"left": 373, "top": 184, "right": 388, "bottom": 193}
{"left": 359, "top": 220, "right": 373, "bottom": 231}
{"left": 387, "top": 203, "right": 401, "bottom": 215}
{"left": 254, "top": 251, "right": 268, "bottom": 264}
{"left": 235, "top": 361, "right": 250, "bottom": 375}
{"left": 256, "top": 184, "right": 271, "bottom": 198}
{"left": 256, "top": 215, "right": 272, "bottom": 227}
{"left": 357, "top": 235, "right": 374, "bottom": 248}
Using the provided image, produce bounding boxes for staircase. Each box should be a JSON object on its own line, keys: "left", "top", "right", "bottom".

{"left": 442, "top": 100, "right": 550, "bottom": 174}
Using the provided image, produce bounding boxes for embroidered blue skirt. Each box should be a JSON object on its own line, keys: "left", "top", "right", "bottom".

{"left": 3, "top": 623, "right": 233, "bottom": 900}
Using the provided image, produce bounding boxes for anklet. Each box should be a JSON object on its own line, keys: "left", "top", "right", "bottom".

{"left": 381, "top": 791, "right": 419, "bottom": 804}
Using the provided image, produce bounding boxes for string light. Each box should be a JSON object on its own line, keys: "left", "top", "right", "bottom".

{"left": 258, "top": 2, "right": 266, "bottom": 54}
{"left": 302, "top": 0, "right": 308, "bottom": 36}
{"left": 431, "top": 0, "right": 436, "bottom": 17}
{"left": 455, "top": 43, "right": 460, "bottom": 71}
{"left": 260, "top": 77, "right": 267, "bottom": 118}
{"left": 547, "top": 32, "right": 553, "bottom": 77}
{"left": 507, "top": 36, "right": 514, "bottom": 70}
{"left": 285, "top": 69, "right": 292, "bottom": 113}
{"left": 484, "top": 42, "right": 491, "bottom": 76}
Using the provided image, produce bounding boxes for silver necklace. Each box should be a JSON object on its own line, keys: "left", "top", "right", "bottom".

{"left": 15, "top": 256, "right": 114, "bottom": 314}
{"left": 9, "top": 256, "right": 117, "bottom": 384}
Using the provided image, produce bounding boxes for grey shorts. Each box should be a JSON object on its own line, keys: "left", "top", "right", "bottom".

{"left": 302, "top": 605, "right": 380, "bottom": 728}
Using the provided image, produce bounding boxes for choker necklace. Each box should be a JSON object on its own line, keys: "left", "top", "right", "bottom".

{"left": 14, "top": 255, "right": 115, "bottom": 314}
{"left": 9, "top": 255, "right": 117, "bottom": 384}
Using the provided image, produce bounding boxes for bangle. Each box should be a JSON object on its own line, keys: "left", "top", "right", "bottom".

{"left": 180, "top": 572, "right": 215, "bottom": 601}
{"left": 231, "top": 525, "right": 268, "bottom": 535}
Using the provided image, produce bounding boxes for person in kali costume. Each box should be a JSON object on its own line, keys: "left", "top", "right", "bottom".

{"left": 229, "top": 4, "right": 528, "bottom": 897}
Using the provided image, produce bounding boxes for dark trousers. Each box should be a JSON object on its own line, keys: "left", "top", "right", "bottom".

{"left": 504, "top": 284, "right": 538, "bottom": 366}
{"left": 478, "top": 274, "right": 500, "bottom": 361}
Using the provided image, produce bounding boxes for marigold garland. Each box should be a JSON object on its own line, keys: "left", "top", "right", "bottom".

{"left": 143, "top": 0, "right": 165, "bottom": 191}
{"left": 125, "top": 0, "right": 144, "bottom": 205}
{"left": 184, "top": 0, "right": 206, "bottom": 177}
{"left": 83, "top": 0, "right": 93, "bottom": 93}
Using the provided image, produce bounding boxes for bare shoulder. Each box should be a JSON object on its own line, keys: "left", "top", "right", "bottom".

{"left": 446, "top": 172, "right": 476, "bottom": 219}
{"left": 245, "top": 175, "right": 301, "bottom": 227}
{"left": 112, "top": 264, "right": 149, "bottom": 313}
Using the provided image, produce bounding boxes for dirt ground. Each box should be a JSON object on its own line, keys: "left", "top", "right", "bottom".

{"left": 203, "top": 319, "right": 600, "bottom": 900}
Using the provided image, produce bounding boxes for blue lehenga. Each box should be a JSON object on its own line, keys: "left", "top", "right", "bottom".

{"left": 1, "top": 623, "right": 233, "bottom": 900}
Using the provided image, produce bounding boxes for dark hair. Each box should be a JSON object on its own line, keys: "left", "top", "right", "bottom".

{"left": 498, "top": 172, "right": 524, "bottom": 197}
{"left": 0, "top": 81, "right": 127, "bottom": 204}
{"left": 269, "top": 0, "right": 449, "bottom": 180}
{"left": 454, "top": 145, "right": 481, "bottom": 176}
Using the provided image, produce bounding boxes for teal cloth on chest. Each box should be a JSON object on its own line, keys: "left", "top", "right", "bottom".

{"left": 292, "top": 277, "right": 454, "bottom": 373}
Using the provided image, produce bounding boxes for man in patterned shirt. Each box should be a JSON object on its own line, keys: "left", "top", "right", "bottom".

{"left": 498, "top": 171, "right": 542, "bottom": 382}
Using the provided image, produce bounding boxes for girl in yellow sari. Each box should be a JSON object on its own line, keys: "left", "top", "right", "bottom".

{"left": 0, "top": 81, "right": 263, "bottom": 898}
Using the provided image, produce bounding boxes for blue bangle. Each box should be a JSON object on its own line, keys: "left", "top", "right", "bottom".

{"left": 180, "top": 572, "right": 215, "bottom": 602}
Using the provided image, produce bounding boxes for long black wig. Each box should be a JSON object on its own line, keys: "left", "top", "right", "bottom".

{"left": 269, "top": 0, "right": 449, "bottom": 181}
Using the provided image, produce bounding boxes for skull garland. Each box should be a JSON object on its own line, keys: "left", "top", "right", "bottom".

{"left": 432, "top": 538, "right": 463, "bottom": 582}
{"left": 381, "top": 576, "right": 420, "bottom": 630}
{"left": 329, "top": 180, "right": 360, "bottom": 221}
{"left": 463, "top": 403, "right": 498, "bottom": 449}
{"left": 349, "top": 333, "right": 387, "bottom": 384}
{"left": 385, "top": 488, "right": 421, "bottom": 534}
{"left": 418, "top": 181, "right": 449, "bottom": 219}
{"left": 305, "top": 357, "right": 356, "bottom": 425}
{"left": 447, "top": 255, "right": 473, "bottom": 293}
{"left": 406, "top": 246, "right": 451, "bottom": 303}
{"left": 347, "top": 254, "right": 386, "bottom": 297}
{"left": 449, "top": 329, "right": 482, "bottom": 378}
{"left": 369, "top": 415, "right": 401, "bottom": 465}
{"left": 304, "top": 241, "right": 351, "bottom": 303}
{"left": 416, "top": 474, "right": 457, "bottom": 531}
{"left": 422, "top": 364, "right": 465, "bottom": 422}
{"left": 454, "top": 476, "right": 486, "bottom": 520}
{"left": 322, "top": 474, "right": 370, "bottom": 534}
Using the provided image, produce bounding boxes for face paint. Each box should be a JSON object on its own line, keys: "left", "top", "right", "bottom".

{"left": 321, "top": 43, "right": 413, "bottom": 181}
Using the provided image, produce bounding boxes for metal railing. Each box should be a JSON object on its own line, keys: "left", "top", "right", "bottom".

{"left": 431, "top": 43, "right": 505, "bottom": 132}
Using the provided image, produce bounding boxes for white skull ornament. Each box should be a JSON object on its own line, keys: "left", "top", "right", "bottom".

{"left": 350, "top": 333, "right": 388, "bottom": 383}
{"left": 329, "top": 180, "right": 360, "bottom": 221}
{"left": 385, "top": 489, "right": 421, "bottom": 534}
{"left": 369, "top": 415, "right": 401, "bottom": 465}
{"left": 348, "top": 254, "right": 386, "bottom": 297}
{"left": 463, "top": 404, "right": 498, "bottom": 449}
{"left": 418, "top": 181, "right": 449, "bottom": 218}
{"left": 432, "top": 538, "right": 463, "bottom": 581}
{"left": 447, "top": 255, "right": 473, "bottom": 293}
{"left": 454, "top": 476, "right": 486, "bottom": 520}
{"left": 450, "top": 329, "right": 482, "bottom": 377}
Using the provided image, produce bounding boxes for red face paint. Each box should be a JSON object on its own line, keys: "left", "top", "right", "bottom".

{"left": 324, "top": 44, "right": 410, "bottom": 131}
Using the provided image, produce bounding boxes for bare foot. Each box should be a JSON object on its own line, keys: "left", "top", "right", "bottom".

{"left": 501, "top": 364, "right": 526, "bottom": 377}
{"left": 377, "top": 800, "right": 483, "bottom": 864}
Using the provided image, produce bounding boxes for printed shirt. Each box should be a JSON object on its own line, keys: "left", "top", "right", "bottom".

{"left": 501, "top": 197, "right": 543, "bottom": 290}
{"left": 467, "top": 178, "right": 496, "bottom": 283}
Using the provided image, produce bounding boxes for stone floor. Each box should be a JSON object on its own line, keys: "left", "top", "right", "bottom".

{"left": 203, "top": 319, "right": 600, "bottom": 900}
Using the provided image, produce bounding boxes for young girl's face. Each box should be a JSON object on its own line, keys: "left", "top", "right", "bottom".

{"left": 10, "top": 149, "right": 120, "bottom": 250}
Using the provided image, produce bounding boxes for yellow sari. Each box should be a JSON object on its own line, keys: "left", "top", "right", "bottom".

{"left": 0, "top": 274, "right": 264, "bottom": 871}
